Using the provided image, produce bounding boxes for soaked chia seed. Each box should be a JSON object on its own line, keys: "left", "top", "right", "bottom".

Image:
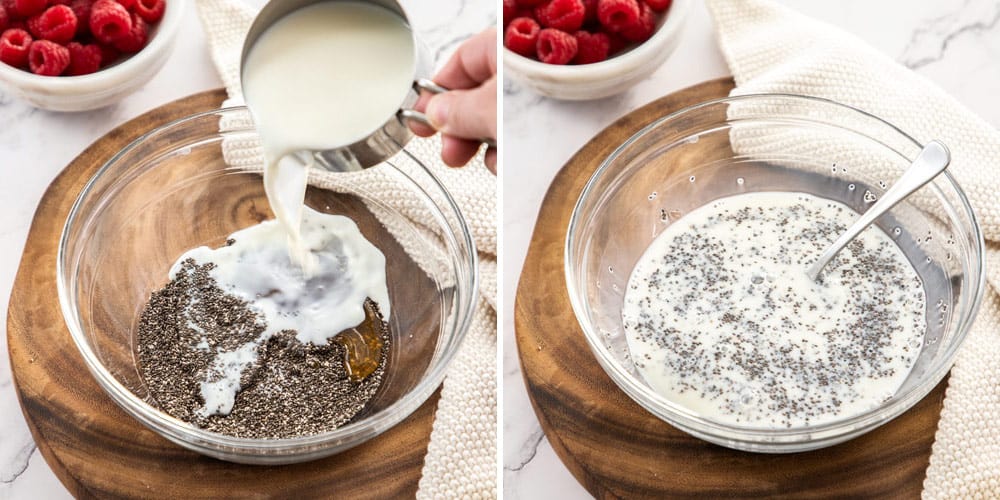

{"left": 622, "top": 192, "right": 927, "bottom": 428}
{"left": 136, "top": 259, "right": 389, "bottom": 439}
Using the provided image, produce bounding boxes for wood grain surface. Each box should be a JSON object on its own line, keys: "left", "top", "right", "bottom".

{"left": 6, "top": 89, "right": 439, "bottom": 499}
{"left": 514, "top": 77, "right": 947, "bottom": 499}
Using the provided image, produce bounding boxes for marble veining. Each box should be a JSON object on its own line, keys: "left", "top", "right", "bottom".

{"left": 901, "top": 0, "right": 1000, "bottom": 69}
{"left": 503, "top": 428, "right": 544, "bottom": 473}
{"left": 0, "top": 443, "right": 34, "bottom": 483}
{"left": 0, "top": 0, "right": 488, "bottom": 496}
{"left": 502, "top": 1, "right": 1000, "bottom": 498}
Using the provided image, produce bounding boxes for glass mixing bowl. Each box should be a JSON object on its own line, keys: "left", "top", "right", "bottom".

{"left": 57, "top": 108, "right": 478, "bottom": 464}
{"left": 566, "top": 94, "right": 985, "bottom": 452}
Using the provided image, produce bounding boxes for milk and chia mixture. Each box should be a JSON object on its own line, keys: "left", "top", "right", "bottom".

{"left": 622, "top": 192, "right": 926, "bottom": 428}
{"left": 137, "top": 260, "right": 388, "bottom": 439}
{"left": 137, "top": 208, "right": 392, "bottom": 439}
{"left": 135, "top": 2, "right": 414, "bottom": 439}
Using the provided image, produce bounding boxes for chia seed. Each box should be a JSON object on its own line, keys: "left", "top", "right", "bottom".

{"left": 622, "top": 192, "right": 927, "bottom": 428}
{"left": 136, "top": 259, "right": 390, "bottom": 439}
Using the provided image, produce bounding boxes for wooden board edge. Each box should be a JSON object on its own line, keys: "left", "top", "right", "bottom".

{"left": 518, "top": 354, "right": 621, "bottom": 500}
{"left": 5, "top": 87, "right": 445, "bottom": 499}
{"left": 5, "top": 88, "right": 227, "bottom": 497}
{"left": 12, "top": 376, "right": 97, "bottom": 500}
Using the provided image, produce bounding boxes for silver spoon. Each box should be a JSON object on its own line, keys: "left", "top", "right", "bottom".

{"left": 806, "top": 140, "right": 951, "bottom": 281}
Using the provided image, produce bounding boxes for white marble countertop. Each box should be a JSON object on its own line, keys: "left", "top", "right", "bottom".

{"left": 0, "top": 0, "right": 492, "bottom": 496}
{"left": 502, "top": 0, "right": 1000, "bottom": 498}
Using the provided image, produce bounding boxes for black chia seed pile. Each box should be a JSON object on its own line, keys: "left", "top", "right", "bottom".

{"left": 136, "top": 259, "right": 389, "bottom": 439}
{"left": 622, "top": 192, "right": 927, "bottom": 428}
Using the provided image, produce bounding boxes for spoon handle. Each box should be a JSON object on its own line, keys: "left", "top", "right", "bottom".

{"left": 806, "top": 141, "right": 951, "bottom": 280}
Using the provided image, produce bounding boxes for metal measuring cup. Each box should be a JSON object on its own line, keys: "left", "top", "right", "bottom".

{"left": 240, "top": 0, "right": 495, "bottom": 172}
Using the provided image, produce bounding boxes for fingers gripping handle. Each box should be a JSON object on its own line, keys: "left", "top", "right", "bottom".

{"left": 401, "top": 78, "right": 497, "bottom": 149}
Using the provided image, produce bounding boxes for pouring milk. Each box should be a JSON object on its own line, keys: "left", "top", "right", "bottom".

{"left": 242, "top": 0, "right": 416, "bottom": 272}
{"left": 168, "top": 1, "right": 414, "bottom": 416}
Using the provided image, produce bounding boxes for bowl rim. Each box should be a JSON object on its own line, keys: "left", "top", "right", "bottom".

{"left": 502, "top": 0, "right": 690, "bottom": 78}
{"left": 564, "top": 92, "right": 986, "bottom": 444}
{"left": 56, "top": 105, "right": 479, "bottom": 455}
{"left": 0, "top": 0, "right": 186, "bottom": 90}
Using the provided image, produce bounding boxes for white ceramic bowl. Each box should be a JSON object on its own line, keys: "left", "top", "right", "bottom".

{"left": 503, "top": 0, "right": 689, "bottom": 100}
{"left": 0, "top": 0, "right": 186, "bottom": 111}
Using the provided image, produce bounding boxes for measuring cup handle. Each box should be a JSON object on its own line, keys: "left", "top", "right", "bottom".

{"left": 401, "top": 79, "right": 497, "bottom": 149}
{"left": 415, "top": 78, "right": 448, "bottom": 95}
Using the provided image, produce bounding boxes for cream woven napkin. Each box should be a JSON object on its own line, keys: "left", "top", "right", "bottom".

{"left": 195, "top": 1, "right": 497, "bottom": 497}
{"left": 707, "top": 1, "right": 1000, "bottom": 497}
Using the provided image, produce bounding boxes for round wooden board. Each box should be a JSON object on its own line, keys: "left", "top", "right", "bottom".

{"left": 514, "top": 77, "right": 948, "bottom": 499}
{"left": 7, "top": 89, "right": 439, "bottom": 499}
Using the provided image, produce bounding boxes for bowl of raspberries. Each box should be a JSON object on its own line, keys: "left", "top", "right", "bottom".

{"left": 0, "top": 0, "right": 184, "bottom": 110}
{"left": 503, "top": 0, "right": 689, "bottom": 100}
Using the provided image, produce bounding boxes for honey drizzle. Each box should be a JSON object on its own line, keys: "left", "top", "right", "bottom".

{"left": 334, "top": 298, "right": 389, "bottom": 382}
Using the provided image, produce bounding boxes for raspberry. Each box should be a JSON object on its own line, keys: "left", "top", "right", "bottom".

{"left": 503, "top": 16, "right": 539, "bottom": 58}
{"left": 12, "top": 0, "right": 44, "bottom": 17}
{"left": 534, "top": 0, "right": 585, "bottom": 32}
{"left": 0, "top": 28, "right": 30, "bottom": 66}
{"left": 606, "top": 30, "right": 626, "bottom": 54}
{"left": 572, "top": 30, "right": 609, "bottom": 64}
{"left": 620, "top": 1, "right": 655, "bottom": 42}
{"left": 502, "top": 0, "right": 516, "bottom": 27}
{"left": 89, "top": 0, "right": 130, "bottom": 44}
{"left": 70, "top": 0, "right": 93, "bottom": 35}
{"left": 1, "top": 0, "right": 17, "bottom": 20}
{"left": 27, "top": 5, "right": 77, "bottom": 44}
{"left": 25, "top": 12, "right": 38, "bottom": 33}
{"left": 114, "top": 0, "right": 134, "bottom": 10}
{"left": 97, "top": 41, "right": 117, "bottom": 65}
{"left": 582, "top": 0, "right": 598, "bottom": 25}
{"left": 536, "top": 28, "right": 577, "bottom": 64}
{"left": 597, "top": 0, "right": 639, "bottom": 32}
{"left": 0, "top": 5, "right": 8, "bottom": 31}
{"left": 133, "top": 0, "right": 163, "bottom": 23}
{"left": 65, "top": 40, "right": 99, "bottom": 74}
{"left": 28, "top": 39, "right": 69, "bottom": 74}
{"left": 112, "top": 11, "right": 145, "bottom": 52}
{"left": 643, "top": 0, "right": 671, "bottom": 12}
{"left": 515, "top": 0, "right": 546, "bottom": 6}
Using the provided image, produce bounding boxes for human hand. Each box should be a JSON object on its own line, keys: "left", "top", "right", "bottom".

{"left": 411, "top": 27, "right": 497, "bottom": 174}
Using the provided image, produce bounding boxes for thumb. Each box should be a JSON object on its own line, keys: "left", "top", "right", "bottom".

{"left": 425, "top": 77, "right": 497, "bottom": 142}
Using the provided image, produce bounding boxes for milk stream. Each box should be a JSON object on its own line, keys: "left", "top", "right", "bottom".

{"left": 168, "top": 2, "right": 414, "bottom": 416}
{"left": 622, "top": 192, "right": 927, "bottom": 428}
{"left": 242, "top": 1, "right": 415, "bottom": 272}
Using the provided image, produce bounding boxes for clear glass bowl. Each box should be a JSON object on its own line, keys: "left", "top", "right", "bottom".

{"left": 565, "top": 94, "right": 985, "bottom": 452}
{"left": 57, "top": 108, "right": 478, "bottom": 464}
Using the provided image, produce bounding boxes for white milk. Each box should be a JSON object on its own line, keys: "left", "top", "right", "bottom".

{"left": 622, "top": 192, "right": 926, "bottom": 428}
{"left": 241, "top": 1, "right": 415, "bottom": 271}
{"left": 172, "top": 2, "right": 414, "bottom": 415}
{"left": 171, "top": 207, "right": 391, "bottom": 416}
